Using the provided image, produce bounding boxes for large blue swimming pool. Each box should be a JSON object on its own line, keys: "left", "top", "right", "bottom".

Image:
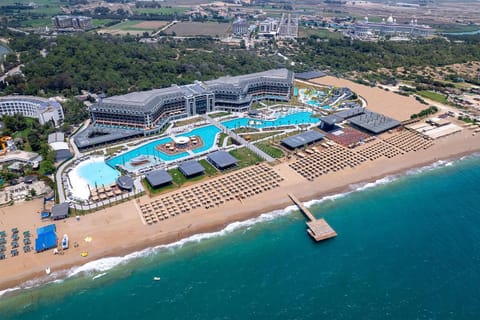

{"left": 221, "top": 111, "right": 320, "bottom": 129}
{"left": 107, "top": 125, "right": 221, "bottom": 169}
{"left": 77, "top": 158, "right": 120, "bottom": 188}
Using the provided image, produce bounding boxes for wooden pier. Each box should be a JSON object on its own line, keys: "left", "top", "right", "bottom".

{"left": 288, "top": 193, "right": 337, "bottom": 242}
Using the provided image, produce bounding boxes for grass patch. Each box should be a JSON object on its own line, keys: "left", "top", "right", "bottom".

{"left": 254, "top": 142, "right": 284, "bottom": 159}
{"left": 105, "top": 146, "right": 125, "bottom": 156}
{"left": 199, "top": 159, "right": 218, "bottom": 176}
{"left": 241, "top": 131, "right": 281, "bottom": 142}
{"left": 132, "top": 7, "right": 188, "bottom": 15}
{"left": 417, "top": 91, "right": 449, "bottom": 104}
{"left": 173, "top": 116, "right": 203, "bottom": 127}
{"left": 92, "top": 19, "right": 117, "bottom": 27}
{"left": 229, "top": 147, "right": 263, "bottom": 169}
{"left": 298, "top": 27, "right": 345, "bottom": 39}
{"left": 217, "top": 132, "right": 228, "bottom": 147}
{"left": 209, "top": 111, "right": 231, "bottom": 118}
{"left": 232, "top": 127, "right": 260, "bottom": 134}
{"left": 107, "top": 20, "right": 151, "bottom": 31}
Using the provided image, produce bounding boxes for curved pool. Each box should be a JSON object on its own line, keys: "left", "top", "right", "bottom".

{"left": 221, "top": 111, "right": 320, "bottom": 129}
{"left": 107, "top": 125, "right": 221, "bottom": 170}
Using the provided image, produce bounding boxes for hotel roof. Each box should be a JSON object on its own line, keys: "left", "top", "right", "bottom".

{"left": 334, "top": 108, "right": 365, "bottom": 121}
{"left": 207, "top": 151, "right": 238, "bottom": 169}
{"left": 281, "top": 130, "right": 325, "bottom": 149}
{"left": 145, "top": 169, "right": 173, "bottom": 188}
{"left": 178, "top": 160, "right": 205, "bottom": 177}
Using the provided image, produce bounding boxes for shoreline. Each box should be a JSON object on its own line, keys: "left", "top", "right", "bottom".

{"left": 0, "top": 138, "right": 480, "bottom": 296}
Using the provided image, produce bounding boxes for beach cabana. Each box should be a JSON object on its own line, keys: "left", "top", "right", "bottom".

{"left": 207, "top": 151, "right": 238, "bottom": 170}
{"left": 51, "top": 203, "right": 69, "bottom": 220}
{"left": 145, "top": 170, "right": 173, "bottom": 188}
{"left": 35, "top": 224, "right": 57, "bottom": 253}
{"left": 178, "top": 161, "right": 205, "bottom": 178}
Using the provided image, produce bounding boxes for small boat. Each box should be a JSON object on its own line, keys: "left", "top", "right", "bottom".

{"left": 62, "top": 234, "right": 69, "bottom": 250}
{"left": 45, "top": 267, "right": 51, "bottom": 275}
{"left": 153, "top": 277, "right": 161, "bottom": 281}
{"left": 81, "top": 251, "right": 88, "bottom": 257}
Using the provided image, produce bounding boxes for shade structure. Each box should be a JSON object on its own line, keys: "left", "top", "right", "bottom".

{"left": 145, "top": 170, "right": 173, "bottom": 188}
{"left": 178, "top": 160, "right": 205, "bottom": 177}
{"left": 207, "top": 151, "right": 238, "bottom": 170}
{"left": 281, "top": 130, "right": 325, "bottom": 149}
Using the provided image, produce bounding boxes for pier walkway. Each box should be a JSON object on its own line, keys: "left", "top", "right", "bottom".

{"left": 288, "top": 193, "right": 337, "bottom": 242}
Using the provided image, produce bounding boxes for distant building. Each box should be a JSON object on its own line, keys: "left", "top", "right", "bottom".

{"left": 352, "top": 15, "right": 434, "bottom": 40}
{"left": 258, "top": 17, "right": 279, "bottom": 36}
{"left": 52, "top": 15, "right": 92, "bottom": 30}
{"left": 232, "top": 18, "right": 248, "bottom": 36}
{"left": 0, "top": 96, "right": 64, "bottom": 126}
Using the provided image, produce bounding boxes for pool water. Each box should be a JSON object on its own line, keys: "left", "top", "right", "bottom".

{"left": 221, "top": 111, "right": 320, "bottom": 129}
{"left": 77, "top": 158, "right": 120, "bottom": 188}
{"left": 107, "top": 125, "right": 221, "bottom": 169}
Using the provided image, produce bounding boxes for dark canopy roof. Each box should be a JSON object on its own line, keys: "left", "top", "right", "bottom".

{"left": 320, "top": 115, "right": 338, "bottom": 126}
{"left": 349, "top": 110, "right": 401, "bottom": 134}
{"left": 295, "top": 71, "right": 327, "bottom": 80}
{"left": 51, "top": 203, "right": 69, "bottom": 220}
{"left": 207, "top": 151, "right": 238, "bottom": 169}
{"left": 55, "top": 149, "right": 72, "bottom": 162}
{"left": 178, "top": 160, "right": 205, "bottom": 177}
{"left": 117, "top": 175, "right": 134, "bottom": 190}
{"left": 281, "top": 130, "right": 325, "bottom": 149}
{"left": 145, "top": 170, "right": 172, "bottom": 187}
{"left": 334, "top": 108, "right": 365, "bottom": 121}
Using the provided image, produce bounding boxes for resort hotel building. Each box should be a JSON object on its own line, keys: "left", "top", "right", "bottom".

{"left": 0, "top": 96, "right": 64, "bottom": 126}
{"left": 352, "top": 16, "right": 434, "bottom": 40}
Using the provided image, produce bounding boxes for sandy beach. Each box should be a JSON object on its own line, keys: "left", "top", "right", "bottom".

{"left": 1, "top": 126, "right": 478, "bottom": 293}
{"left": 1, "top": 77, "right": 479, "bottom": 294}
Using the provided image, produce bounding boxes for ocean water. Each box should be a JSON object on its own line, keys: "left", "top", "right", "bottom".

{"left": 1, "top": 155, "right": 480, "bottom": 319}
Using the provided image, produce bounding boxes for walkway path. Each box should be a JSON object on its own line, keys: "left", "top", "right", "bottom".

{"left": 55, "top": 119, "right": 90, "bottom": 203}
{"left": 202, "top": 114, "right": 275, "bottom": 162}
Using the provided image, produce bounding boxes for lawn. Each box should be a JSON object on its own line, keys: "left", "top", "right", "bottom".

{"left": 132, "top": 7, "right": 188, "bottom": 15}
{"left": 254, "top": 142, "right": 284, "bottom": 159}
{"left": 417, "top": 90, "right": 449, "bottom": 104}
{"left": 242, "top": 131, "right": 281, "bottom": 142}
{"left": 217, "top": 132, "right": 229, "bottom": 147}
{"left": 198, "top": 159, "right": 218, "bottom": 176}
{"left": 209, "top": 111, "right": 231, "bottom": 118}
{"left": 173, "top": 116, "right": 203, "bottom": 127}
{"left": 229, "top": 148, "right": 263, "bottom": 169}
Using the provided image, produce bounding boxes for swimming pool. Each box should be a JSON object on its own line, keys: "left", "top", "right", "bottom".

{"left": 68, "top": 157, "right": 120, "bottom": 200}
{"left": 107, "top": 125, "right": 221, "bottom": 170}
{"left": 221, "top": 111, "right": 320, "bottom": 129}
{"left": 77, "top": 158, "right": 120, "bottom": 187}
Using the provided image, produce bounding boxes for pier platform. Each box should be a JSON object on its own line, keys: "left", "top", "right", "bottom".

{"left": 288, "top": 193, "right": 337, "bottom": 242}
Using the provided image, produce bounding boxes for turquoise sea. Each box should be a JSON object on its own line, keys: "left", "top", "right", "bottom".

{"left": 1, "top": 154, "right": 480, "bottom": 319}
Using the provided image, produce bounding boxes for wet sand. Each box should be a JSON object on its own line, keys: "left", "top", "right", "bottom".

{"left": 0, "top": 125, "right": 479, "bottom": 293}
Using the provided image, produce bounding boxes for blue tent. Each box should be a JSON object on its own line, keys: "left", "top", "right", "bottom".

{"left": 35, "top": 224, "right": 57, "bottom": 253}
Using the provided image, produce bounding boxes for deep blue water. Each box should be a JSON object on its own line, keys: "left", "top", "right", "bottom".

{"left": 1, "top": 155, "right": 480, "bottom": 319}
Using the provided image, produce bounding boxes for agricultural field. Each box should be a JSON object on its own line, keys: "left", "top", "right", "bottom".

{"left": 132, "top": 7, "right": 188, "bottom": 15}
{"left": 165, "top": 22, "right": 231, "bottom": 37}
{"left": 98, "top": 20, "right": 168, "bottom": 35}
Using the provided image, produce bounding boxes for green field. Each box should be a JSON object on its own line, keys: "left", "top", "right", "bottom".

{"left": 254, "top": 142, "right": 284, "bottom": 159}
{"left": 132, "top": 7, "right": 188, "bottom": 15}
{"left": 418, "top": 90, "right": 449, "bottom": 104}
{"left": 107, "top": 20, "right": 152, "bottom": 31}
{"left": 229, "top": 148, "right": 264, "bottom": 169}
